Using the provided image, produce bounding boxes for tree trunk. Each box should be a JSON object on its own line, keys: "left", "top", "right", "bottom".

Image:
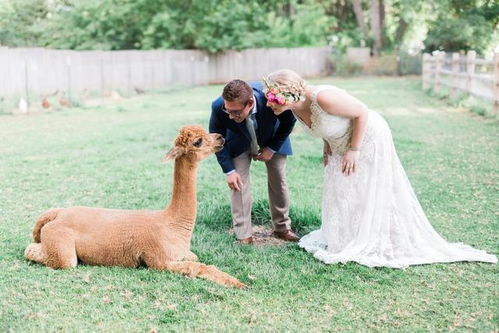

{"left": 379, "top": 0, "right": 385, "bottom": 48}
{"left": 394, "top": 18, "right": 408, "bottom": 45}
{"left": 370, "top": 0, "right": 382, "bottom": 55}
{"left": 281, "top": 1, "right": 296, "bottom": 17}
{"left": 351, "top": 0, "right": 369, "bottom": 42}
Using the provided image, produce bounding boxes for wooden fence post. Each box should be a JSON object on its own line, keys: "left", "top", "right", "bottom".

{"left": 494, "top": 52, "right": 499, "bottom": 115}
{"left": 450, "top": 52, "right": 459, "bottom": 99}
{"left": 24, "top": 59, "right": 30, "bottom": 112}
{"left": 434, "top": 51, "right": 444, "bottom": 94}
{"left": 66, "top": 55, "right": 71, "bottom": 104}
{"left": 466, "top": 50, "right": 476, "bottom": 98}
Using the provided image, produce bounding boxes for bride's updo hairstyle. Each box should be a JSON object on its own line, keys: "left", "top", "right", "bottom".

{"left": 265, "top": 69, "right": 307, "bottom": 102}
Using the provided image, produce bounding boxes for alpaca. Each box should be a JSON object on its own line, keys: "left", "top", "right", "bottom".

{"left": 25, "top": 125, "right": 245, "bottom": 288}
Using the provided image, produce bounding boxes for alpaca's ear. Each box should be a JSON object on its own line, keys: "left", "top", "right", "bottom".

{"left": 162, "top": 146, "right": 183, "bottom": 163}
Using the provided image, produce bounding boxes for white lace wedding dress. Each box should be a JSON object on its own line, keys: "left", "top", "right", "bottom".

{"left": 297, "top": 85, "right": 497, "bottom": 268}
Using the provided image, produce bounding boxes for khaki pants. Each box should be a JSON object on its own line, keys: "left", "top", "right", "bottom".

{"left": 231, "top": 150, "right": 291, "bottom": 240}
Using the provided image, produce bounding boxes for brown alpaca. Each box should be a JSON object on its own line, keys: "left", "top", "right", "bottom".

{"left": 24, "top": 125, "right": 245, "bottom": 288}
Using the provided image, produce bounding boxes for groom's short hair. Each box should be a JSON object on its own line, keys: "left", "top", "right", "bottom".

{"left": 222, "top": 79, "right": 253, "bottom": 105}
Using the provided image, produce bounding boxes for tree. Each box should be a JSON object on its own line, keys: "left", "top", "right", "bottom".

{"left": 0, "top": 0, "right": 496, "bottom": 54}
{"left": 0, "top": 0, "right": 49, "bottom": 46}
{"left": 423, "top": 0, "right": 498, "bottom": 54}
{"left": 370, "top": 0, "right": 383, "bottom": 55}
{"left": 15, "top": 0, "right": 332, "bottom": 52}
{"left": 351, "top": 0, "right": 369, "bottom": 42}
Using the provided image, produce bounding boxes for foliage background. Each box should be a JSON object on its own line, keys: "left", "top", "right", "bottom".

{"left": 0, "top": 0, "right": 497, "bottom": 55}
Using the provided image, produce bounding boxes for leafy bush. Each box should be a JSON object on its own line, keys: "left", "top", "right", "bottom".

{"left": 1, "top": 0, "right": 332, "bottom": 53}
{"left": 331, "top": 54, "right": 364, "bottom": 76}
{"left": 423, "top": 0, "right": 498, "bottom": 55}
{"left": 459, "top": 95, "right": 495, "bottom": 118}
{"left": 367, "top": 53, "right": 398, "bottom": 76}
{"left": 424, "top": 16, "right": 493, "bottom": 54}
{"left": 398, "top": 51, "right": 421, "bottom": 75}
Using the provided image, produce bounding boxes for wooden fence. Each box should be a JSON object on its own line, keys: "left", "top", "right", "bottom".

{"left": 0, "top": 47, "right": 331, "bottom": 100}
{"left": 422, "top": 51, "right": 499, "bottom": 114}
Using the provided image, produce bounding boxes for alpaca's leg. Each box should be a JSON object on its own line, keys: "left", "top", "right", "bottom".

{"left": 142, "top": 254, "right": 244, "bottom": 288}
{"left": 183, "top": 251, "right": 198, "bottom": 262}
{"left": 40, "top": 226, "right": 78, "bottom": 269}
{"left": 165, "top": 261, "right": 246, "bottom": 288}
{"left": 25, "top": 243, "right": 46, "bottom": 264}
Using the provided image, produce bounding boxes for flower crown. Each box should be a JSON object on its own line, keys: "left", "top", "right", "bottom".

{"left": 262, "top": 77, "right": 305, "bottom": 105}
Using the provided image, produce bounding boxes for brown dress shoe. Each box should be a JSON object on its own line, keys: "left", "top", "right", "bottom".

{"left": 236, "top": 236, "right": 253, "bottom": 244}
{"left": 273, "top": 229, "right": 300, "bottom": 242}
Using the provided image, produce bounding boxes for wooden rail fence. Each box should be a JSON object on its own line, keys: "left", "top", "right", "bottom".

{"left": 422, "top": 51, "right": 499, "bottom": 114}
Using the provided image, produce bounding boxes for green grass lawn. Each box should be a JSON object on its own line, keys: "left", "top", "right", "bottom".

{"left": 0, "top": 77, "right": 497, "bottom": 332}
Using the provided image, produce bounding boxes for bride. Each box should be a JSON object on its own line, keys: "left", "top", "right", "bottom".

{"left": 263, "top": 69, "right": 497, "bottom": 268}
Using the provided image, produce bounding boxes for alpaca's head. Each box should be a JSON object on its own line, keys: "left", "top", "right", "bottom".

{"left": 163, "top": 125, "right": 224, "bottom": 163}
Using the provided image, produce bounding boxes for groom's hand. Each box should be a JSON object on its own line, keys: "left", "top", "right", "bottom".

{"left": 254, "top": 147, "right": 274, "bottom": 162}
{"left": 227, "top": 172, "right": 243, "bottom": 191}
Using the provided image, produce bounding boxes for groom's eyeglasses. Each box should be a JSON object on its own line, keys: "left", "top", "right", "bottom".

{"left": 222, "top": 103, "right": 248, "bottom": 117}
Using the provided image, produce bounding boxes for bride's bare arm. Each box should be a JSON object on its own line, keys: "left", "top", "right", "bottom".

{"left": 316, "top": 89, "right": 368, "bottom": 149}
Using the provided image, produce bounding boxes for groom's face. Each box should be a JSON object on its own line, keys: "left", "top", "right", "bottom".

{"left": 223, "top": 98, "right": 254, "bottom": 123}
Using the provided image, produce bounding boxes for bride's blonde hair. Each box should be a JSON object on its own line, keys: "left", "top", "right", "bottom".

{"left": 264, "top": 69, "right": 307, "bottom": 98}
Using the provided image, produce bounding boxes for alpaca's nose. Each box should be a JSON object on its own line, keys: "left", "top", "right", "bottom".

{"left": 212, "top": 133, "right": 224, "bottom": 143}
{"left": 212, "top": 134, "right": 224, "bottom": 151}
{"left": 216, "top": 137, "right": 225, "bottom": 149}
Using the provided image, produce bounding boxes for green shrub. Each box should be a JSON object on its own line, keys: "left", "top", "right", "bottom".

{"left": 399, "top": 51, "right": 422, "bottom": 75}
{"left": 331, "top": 54, "right": 363, "bottom": 76}
{"left": 368, "top": 53, "right": 398, "bottom": 76}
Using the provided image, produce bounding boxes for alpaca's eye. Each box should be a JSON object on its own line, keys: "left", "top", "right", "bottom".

{"left": 193, "top": 138, "right": 203, "bottom": 147}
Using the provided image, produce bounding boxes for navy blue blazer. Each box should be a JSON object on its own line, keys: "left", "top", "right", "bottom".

{"left": 209, "top": 82, "right": 296, "bottom": 173}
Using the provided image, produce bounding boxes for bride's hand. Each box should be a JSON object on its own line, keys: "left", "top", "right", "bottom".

{"left": 323, "top": 141, "right": 332, "bottom": 166}
{"left": 341, "top": 150, "right": 360, "bottom": 176}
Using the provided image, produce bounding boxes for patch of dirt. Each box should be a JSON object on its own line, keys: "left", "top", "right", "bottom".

{"left": 230, "top": 225, "right": 288, "bottom": 247}
{"left": 252, "top": 225, "right": 288, "bottom": 246}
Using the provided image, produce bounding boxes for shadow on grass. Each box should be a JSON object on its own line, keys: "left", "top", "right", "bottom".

{"left": 197, "top": 199, "right": 320, "bottom": 235}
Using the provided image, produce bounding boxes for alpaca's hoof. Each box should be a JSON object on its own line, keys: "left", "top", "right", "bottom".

{"left": 25, "top": 243, "right": 41, "bottom": 261}
{"left": 234, "top": 280, "right": 247, "bottom": 289}
{"left": 24, "top": 246, "right": 32, "bottom": 259}
{"left": 227, "top": 277, "right": 246, "bottom": 289}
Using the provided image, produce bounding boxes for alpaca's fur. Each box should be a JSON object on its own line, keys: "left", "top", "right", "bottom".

{"left": 25, "top": 125, "right": 245, "bottom": 288}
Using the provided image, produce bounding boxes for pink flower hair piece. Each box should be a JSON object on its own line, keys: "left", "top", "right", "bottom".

{"left": 262, "top": 77, "right": 304, "bottom": 105}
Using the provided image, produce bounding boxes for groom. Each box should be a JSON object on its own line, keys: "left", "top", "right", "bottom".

{"left": 209, "top": 79, "right": 299, "bottom": 244}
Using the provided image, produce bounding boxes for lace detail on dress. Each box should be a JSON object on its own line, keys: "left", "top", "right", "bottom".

{"left": 326, "top": 128, "right": 353, "bottom": 156}
{"left": 297, "top": 85, "right": 353, "bottom": 155}
{"left": 309, "top": 88, "right": 322, "bottom": 132}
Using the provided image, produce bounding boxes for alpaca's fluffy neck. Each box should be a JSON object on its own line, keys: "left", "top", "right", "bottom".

{"left": 165, "top": 157, "right": 198, "bottom": 238}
